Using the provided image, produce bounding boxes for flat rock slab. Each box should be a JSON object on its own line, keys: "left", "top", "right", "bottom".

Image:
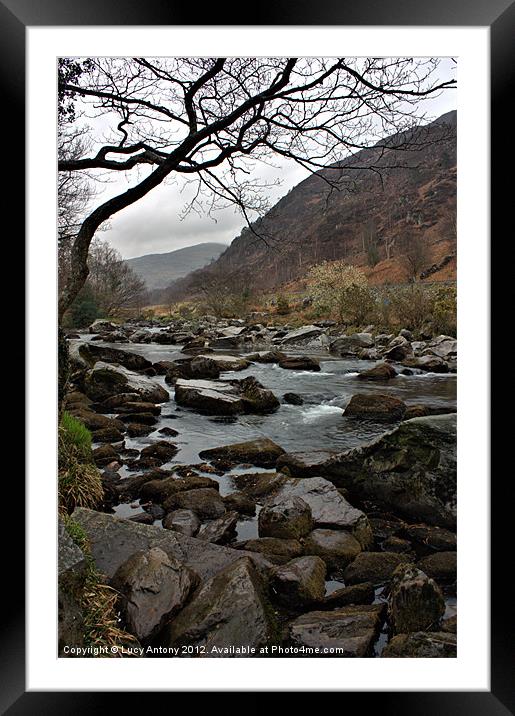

{"left": 268, "top": 476, "right": 373, "bottom": 548}
{"left": 288, "top": 604, "right": 384, "bottom": 657}
{"left": 277, "top": 450, "right": 338, "bottom": 478}
{"left": 344, "top": 552, "right": 414, "bottom": 586}
{"left": 278, "top": 356, "right": 321, "bottom": 371}
{"left": 357, "top": 363, "right": 397, "bottom": 381}
{"left": 174, "top": 377, "right": 279, "bottom": 416}
{"left": 78, "top": 343, "right": 152, "bottom": 372}
{"left": 197, "top": 354, "right": 250, "bottom": 371}
{"left": 199, "top": 438, "right": 285, "bottom": 468}
{"left": 72, "top": 508, "right": 271, "bottom": 582}
{"left": 322, "top": 414, "right": 457, "bottom": 529}
{"left": 236, "top": 537, "right": 303, "bottom": 565}
{"left": 280, "top": 326, "right": 322, "bottom": 344}
{"left": 174, "top": 379, "right": 244, "bottom": 414}
{"left": 344, "top": 393, "right": 407, "bottom": 422}
{"left": 245, "top": 350, "right": 287, "bottom": 364}
{"left": 84, "top": 361, "right": 169, "bottom": 403}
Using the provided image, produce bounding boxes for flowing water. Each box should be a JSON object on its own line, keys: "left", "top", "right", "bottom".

{"left": 73, "top": 334, "right": 457, "bottom": 647}
{"left": 75, "top": 335, "right": 456, "bottom": 466}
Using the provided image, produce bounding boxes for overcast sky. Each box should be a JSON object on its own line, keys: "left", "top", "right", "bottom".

{"left": 74, "top": 59, "right": 457, "bottom": 260}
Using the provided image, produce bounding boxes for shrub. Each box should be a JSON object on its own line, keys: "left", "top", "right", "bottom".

{"left": 338, "top": 284, "right": 377, "bottom": 326}
{"left": 276, "top": 294, "right": 290, "bottom": 315}
{"left": 69, "top": 286, "right": 101, "bottom": 328}
{"left": 59, "top": 412, "right": 103, "bottom": 513}
{"left": 385, "top": 284, "right": 434, "bottom": 332}
{"left": 432, "top": 285, "right": 457, "bottom": 337}
{"left": 60, "top": 411, "right": 92, "bottom": 461}
{"left": 308, "top": 261, "right": 375, "bottom": 325}
{"left": 58, "top": 460, "right": 104, "bottom": 514}
{"left": 377, "top": 283, "right": 457, "bottom": 336}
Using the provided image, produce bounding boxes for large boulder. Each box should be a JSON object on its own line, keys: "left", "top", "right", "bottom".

{"left": 159, "top": 557, "right": 275, "bottom": 656}
{"left": 139, "top": 475, "right": 218, "bottom": 503}
{"left": 115, "top": 401, "right": 162, "bottom": 415}
{"left": 152, "top": 331, "right": 176, "bottom": 345}
{"left": 89, "top": 319, "right": 117, "bottom": 334}
{"left": 164, "top": 356, "right": 221, "bottom": 384}
{"left": 258, "top": 496, "right": 313, "bottom": 540}
{"left": 126, "top": 443, "right": 178, "bottom": 471}
{"left": 58, "top": 520, "right": 87, "bottom": 653}
{"left": 276, "top": 450, "right": 338, "bottom": 478}
{"left": 267, "top": 476, "right": 373, "bottom": 549}
{"left": 223, "top": 492, "right": 256, "bottom": 516}
{"left": 111, "top": 547, "right": 198, "bottom": 642}
{"left": 402, "top": 355, "right": 449, "bottom": 373}
{"left": 283, "top": 392, "right": 304, "bottom": 405}
{"left": 303, "top": 529, "right": 362, "bottom": 576}
{"left": 357, "top": 363, "right": 398, "bottom": 381}
{"left": 232, "top": 471, "right": 287, "bottom": 500}
{"left": 387, "top": 563, "right": 445, "bottom": 635}
{"left": 67, "top": 407, "right": 125, "bottom": 434}
{"left": 382, "top": 631, "right": 457, "bottom": 658}
{"left": 84, "top": 362, "right": 169, "bottom": 403}
{"left": 425, "top": 337, "right": 457, "bottom": 359}
{"left": 270, "top": 556, "right": 326, "bottom": 608}
{"left": 344, "top": 552, "right": 413, "bottom": 586}
{"left": 91, "top": 426, "right": 124, "bottom": 443}
{"left": 71, "top": 508, "right": 271, "bottom": 581}
{"left": 162, "top": 509, "right": 201, "bottom": 537}
{"left": 164, "top": 488, "right": 226, "bottom": 520}
{"left": 383, "top": 336, "right": 413, "bottom": 361}
{"left": 405, "top": 524, "right": 457, "bottom": 552}
{"left": 199, "top": 438, "right": 285, "bottom": 468}
{"left": 236, "top": 537, "right": 303, "bottom": 565}
{"left": 196, "top": 354, "right": 250, "bottom": 372}
{"left": 209, "top": 335, "right": 244, "bottom": 349}
{"left": 329, "top": 333, "right": 375, "bottom": 356}
{"left": 344, "top": 393, "right": 407, "bottom": 422}
{"left": 416, "top": 552, "right": 457, "bottom": 584}
{"left": 174, "top": 376, "right": 279, "bottom": 415}
{"left": 288, "top": 604, "right": 384, "bottom": 657}
{"left": 197, "top": 512, "right": 239, "bottom": 545}
{"left": 321, "top": 415, "right": 457, "bottom": 528}
{"left": 78, "top": 343, "right": 152, "bottom": 372}
{"left": 279, "top": 326, "right": 322, "bottom": 345}
{"left": 278, "top": 356, "right": 321, "bottom": 372}
{"left": 319, "top": 582, "right": 375, "bottom": 610}
{"left": 246, "top": 350, "right": 287, "bottom": 364}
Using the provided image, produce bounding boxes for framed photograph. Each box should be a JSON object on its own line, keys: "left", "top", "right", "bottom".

{"left": 5, "top": 0, "right": 506, "bottom": 708}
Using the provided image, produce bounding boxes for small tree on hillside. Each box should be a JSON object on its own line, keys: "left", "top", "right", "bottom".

{"left": 399, "top": 228, "right": 430, "bottom": 282}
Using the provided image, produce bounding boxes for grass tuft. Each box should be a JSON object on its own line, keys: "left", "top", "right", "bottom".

{"left": 59, "top": 412, "right": 103, "bottom": 514}
{"left": 64, "top": 517, "right": 139, "bottom": 656}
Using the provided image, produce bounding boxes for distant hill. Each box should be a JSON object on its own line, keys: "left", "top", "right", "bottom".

{"left": 170, "top": 111, "right": 456, "bottom": 298}
{"left": 125, "top": 242, "right": 227, "bottom": 290}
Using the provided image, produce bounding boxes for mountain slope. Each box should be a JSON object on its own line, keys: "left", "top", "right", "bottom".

{"left": 125, "top": 242, "right": 227, "bottom": 290}
{"left": 170, "top": 111, "right": 456, "bottom": 297}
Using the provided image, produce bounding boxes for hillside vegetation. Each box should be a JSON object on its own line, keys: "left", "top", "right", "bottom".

{"left": 166, "top": 111, "right": 456, "bottom": 300}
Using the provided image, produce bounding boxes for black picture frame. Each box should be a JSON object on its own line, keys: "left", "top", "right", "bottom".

{"left": 5, "top": 0, "right": 507, "bottom": 710}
